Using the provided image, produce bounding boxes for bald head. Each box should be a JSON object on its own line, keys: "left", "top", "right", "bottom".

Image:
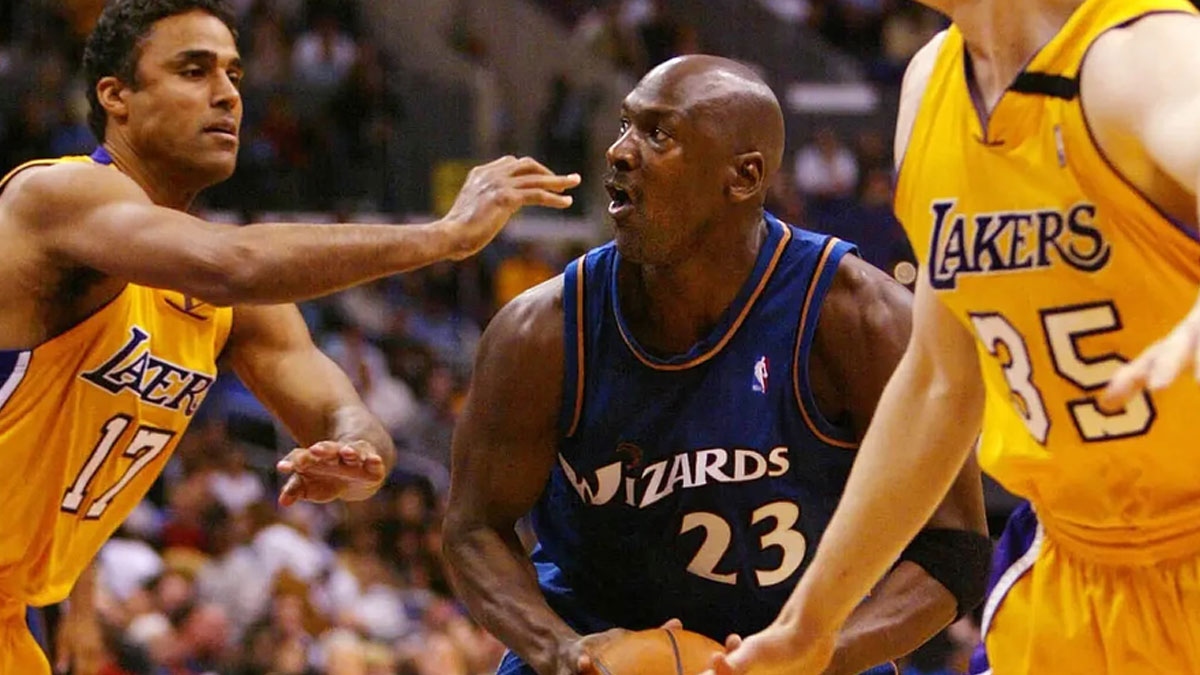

{"left": 634, "top": 55, "right": 786, "bottom": 181}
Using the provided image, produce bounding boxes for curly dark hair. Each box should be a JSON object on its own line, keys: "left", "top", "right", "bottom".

{"left": 83, "top": 0, "right": 238, "bottom": 142}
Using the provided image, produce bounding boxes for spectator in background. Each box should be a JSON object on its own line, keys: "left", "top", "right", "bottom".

{"left": 320, "top": 306, "right": 420, "bottom": 440}
{"left": 574, "top": 0, "right": 646, "bottom": 78}
{"left": 539, "top": 74, "right": 592, "bottom": 213}
{"left": 810, "top": 166, "right": 917, "bottom": 287}
{"left": 492, "top": 240, "right": 557, "bottom": 311}
{"left": 794, "top": 126, "right": 859, "bottom": 205}
{"left": 637, "top": 0, "right": 697, "bottom": 70}
{"left": 291, "top": 10, "right": 358, "bottom": 95}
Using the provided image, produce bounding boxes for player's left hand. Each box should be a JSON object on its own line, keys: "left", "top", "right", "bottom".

{"left": 1103, "top": 291, "right": 1200, "bottom": 409}
{"left": 276, "top": 439, "right": 387, "bottom": 506}
{"left": 701, "top": 619, "right": 835, "bottom": 675}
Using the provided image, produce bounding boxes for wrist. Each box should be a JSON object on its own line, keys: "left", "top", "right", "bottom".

{"left": 428, "top": 219, "right": 471, "bottom": 261}
{"left": 541, "top": 631, "right": 583, "bottom": 675}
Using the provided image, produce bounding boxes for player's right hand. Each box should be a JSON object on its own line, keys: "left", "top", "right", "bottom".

{"left": 564, "top": 618, "right": 684, "bottom": 675}
{"left": 1103, "top": 289, "right": 1200, "bottom": 408}
{"left": 440, "top": 156, "right": 581, "bottom": 261}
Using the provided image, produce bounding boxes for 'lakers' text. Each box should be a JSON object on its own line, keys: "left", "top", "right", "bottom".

{"left": 928, "top": 200, "right": 1111, "bottom": 290}
{"left": 81, "top": 327, "right": 214, "bottom": 416}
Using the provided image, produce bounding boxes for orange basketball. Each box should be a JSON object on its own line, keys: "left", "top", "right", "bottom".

{"left": 592, "top": 628, "right": 725, "bottom": 675}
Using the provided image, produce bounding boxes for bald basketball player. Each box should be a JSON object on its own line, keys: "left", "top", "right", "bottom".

{"left": 442, "top": 55, "right": 991, "bottom": 675}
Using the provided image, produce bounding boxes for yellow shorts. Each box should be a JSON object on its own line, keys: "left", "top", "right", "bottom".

{"left": 0, "top": 604, "right": 49, "bottom": 675}
{"left": 976, "top": 504, "right": 1200, "bottom": 674}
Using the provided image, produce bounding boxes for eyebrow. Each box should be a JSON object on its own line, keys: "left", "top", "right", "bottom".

{"left": 170, "top": 50, "right": 243, "bottom": 70}
{"left": 622, "top": 104, "right": 684, "bottom": 124}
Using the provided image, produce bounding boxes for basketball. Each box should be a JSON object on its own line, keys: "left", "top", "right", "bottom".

{"left": 592, "top": 628, "right": 725, "bottom": 675}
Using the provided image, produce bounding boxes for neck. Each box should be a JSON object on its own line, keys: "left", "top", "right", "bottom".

{"left": 952, "top": 0, "right": 1082, "bottom": 110}
{"left": 102, "top": 136, "right": 200, "bottom": 210}
{"left": 620, "top": 212, "right": 768, "bottom": 355}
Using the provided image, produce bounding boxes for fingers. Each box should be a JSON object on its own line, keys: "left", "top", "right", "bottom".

{"left": 279, "top": 474, "right": 305, "bottom": 507}
{"left": 725, "top": 634, "right": 743, "bottom": 651}
{"left": 508, "top": 156, "right": 556, "bottom": 176}
{"left": 659, "top": 618, "right": 683, "bottom": 631}
{"left": 513, "top": 189, "right": 574, "bottom": 210}
{"left": 1146, "top": 329, "right": 1198, "bottom": 390}
{"left": 277, "top": 441, "right": 386, "bottom": 483}
{"left": 577, "top": 652, "right": 598, "bottom": 674}
{"left": 514, "top": 173, "right": 582, "bottom": 192}
{"left": 705, "top": 653, "right": 737, "bottom": 675}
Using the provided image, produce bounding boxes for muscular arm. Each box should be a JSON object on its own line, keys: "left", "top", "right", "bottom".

{"left": 226, "top": 303, "right": 394, "bottom": 500}
{"left": 811, "top": 257, "right": 987, "bottom": 675}
{"left": 12, "top": 156, "right": 575, "bottom": 306}
{"left": 442, "top": 279, "right": 577, "bottom": 675}
{"left": 787, "top": 269, "right": 986, "bottom": 640}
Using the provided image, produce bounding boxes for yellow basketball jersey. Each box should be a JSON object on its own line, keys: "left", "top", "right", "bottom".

{"left": 896, "top": 0, "right": 1200, "bottom": 563}
{"left": 0, "top": 156, "right": 233, "bottom": 605}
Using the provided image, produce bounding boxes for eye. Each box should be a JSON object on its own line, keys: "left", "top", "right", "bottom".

{"left": 182, "top": 67, "right": 205, "bottom": 79}
{"left": 650, "top": 127, "right": 670, "bottom": 143}
{"left": 227, "top": 71, "right": 243, "bottom": 87}
{"left": 619, "top": 117, "right": 630, "bottom": 134}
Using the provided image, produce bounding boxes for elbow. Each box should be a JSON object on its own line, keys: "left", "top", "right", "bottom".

{"left": 900, "top": 528, "right": 994, "bottom": 621}
{"left": 189, "top": 234, "right": 267, "bottom": 306}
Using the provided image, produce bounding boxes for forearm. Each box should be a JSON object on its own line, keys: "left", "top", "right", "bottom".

{"left": 445, "top": 524, "right": 579, "bottom": 675}
{"left": 825, "top": 562, "right": 955, "bottom": 675}
{"left": 787, "top": 358, "right": 984, "bottom": 632}
{"left": 217, "top": 220, "right": 462, "bottom": 305}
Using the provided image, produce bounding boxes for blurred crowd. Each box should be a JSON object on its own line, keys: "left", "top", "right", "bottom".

{"left": 1, "top": 0, "right": 992, "bottom": 673}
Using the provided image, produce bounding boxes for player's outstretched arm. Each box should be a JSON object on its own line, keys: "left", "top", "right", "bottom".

{"left": 442, "top": 278, "right": 607, "bottom": 675}
{"left": 711, "top": 269, "right": 986, "bottom": 675}
{"left": 1087, "top": 15, "right": 1200, "bottom": 406}
{"left": 225, "top": 304, "right": 394, "bottom": 505}
{"left": 792, "top": 257, "right": 989, "bottom": 675}
{"left": 12, "top": 155, "right": 578, "bottom": 306}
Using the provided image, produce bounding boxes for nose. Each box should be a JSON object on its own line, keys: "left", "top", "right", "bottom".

{"left": 606, "top": 128, "right": 639, "bottom": 172}
{"left": 213, "top": 72, "right": 241, "bottom": 112}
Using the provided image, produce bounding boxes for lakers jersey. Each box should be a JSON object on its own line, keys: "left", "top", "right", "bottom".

{"left": 0, "top": 152, "right": 233, "bottom": 606}
{"left": 896, "top": 0, "right": 1200, "bottom": 562}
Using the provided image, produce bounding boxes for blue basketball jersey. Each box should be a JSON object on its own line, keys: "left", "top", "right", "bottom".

{"left": 499, "top": 214, "right": 897, "bottom": 675}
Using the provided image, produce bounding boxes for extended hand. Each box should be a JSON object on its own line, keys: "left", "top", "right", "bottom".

{"left": 442, "top": 156, "right": 581, "bottom": 260}
{"left": 1103, "top": 291, "right": 1200, "bottom": 409}
{"left": 276, "top": 439, "right": 387, "bottom": 506}
{"left": 703, "top": 620, "right": 835, "bottom": 675}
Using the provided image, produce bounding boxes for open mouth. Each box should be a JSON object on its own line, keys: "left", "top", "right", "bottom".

{"left": 606, "top": 184, "right": 634, "bottom": 217}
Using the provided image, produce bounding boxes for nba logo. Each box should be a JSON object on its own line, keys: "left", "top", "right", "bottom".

{"left": 752, "top": 356, "right": 769, "bottom": 394}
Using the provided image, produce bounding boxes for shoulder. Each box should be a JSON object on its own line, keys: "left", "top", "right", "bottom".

{"left": 476, "top": 274, "right": 565, "bottom": 369}
{"left": 895, "top": 29, "right": 949, "bottom": 169}
{"left": 2, "top": 161, "right": 149, "bottom": 231}
{"left": 1081, "top": 13, "right": 1200, "bottom": 126}
{"left": 817, "top": 254, "right": 913, "bottom": 348}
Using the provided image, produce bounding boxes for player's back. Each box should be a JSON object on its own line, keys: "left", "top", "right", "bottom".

{"left": 895, "top": 0, "right": 1200, "bottom": 563}
{"left": 0, "top": 154, "right": 233, "bottom": 607}
{"left": 529, "top": 213, "right": 861, "bottom": 640}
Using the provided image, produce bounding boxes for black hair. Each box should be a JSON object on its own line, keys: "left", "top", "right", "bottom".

{"left": 82, "top": 0, "right": 238, "bottom": 141}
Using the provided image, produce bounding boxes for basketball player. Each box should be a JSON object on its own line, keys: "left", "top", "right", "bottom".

{"left": 711, "top": 0, "right": 1200, "bottom": 673}
{"left": 442, "top": 55, "right": 991, "bottom": 675}
{"left": 0, "top": 1, "right": 578, "bottom": 673}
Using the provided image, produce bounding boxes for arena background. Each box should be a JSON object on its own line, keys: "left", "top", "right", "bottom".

{"left": 4, "top": 0, "right": 1150, "bottom": 672}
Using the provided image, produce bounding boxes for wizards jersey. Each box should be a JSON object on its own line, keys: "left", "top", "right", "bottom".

{"left": 895, "top": 0, "right": 1200, "bottom": 563}
{"left": 0, "top": 151, "right": 233, "bottom": 606}
{"left": 532, "top": 213, "right": 859, "bottom": 639}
